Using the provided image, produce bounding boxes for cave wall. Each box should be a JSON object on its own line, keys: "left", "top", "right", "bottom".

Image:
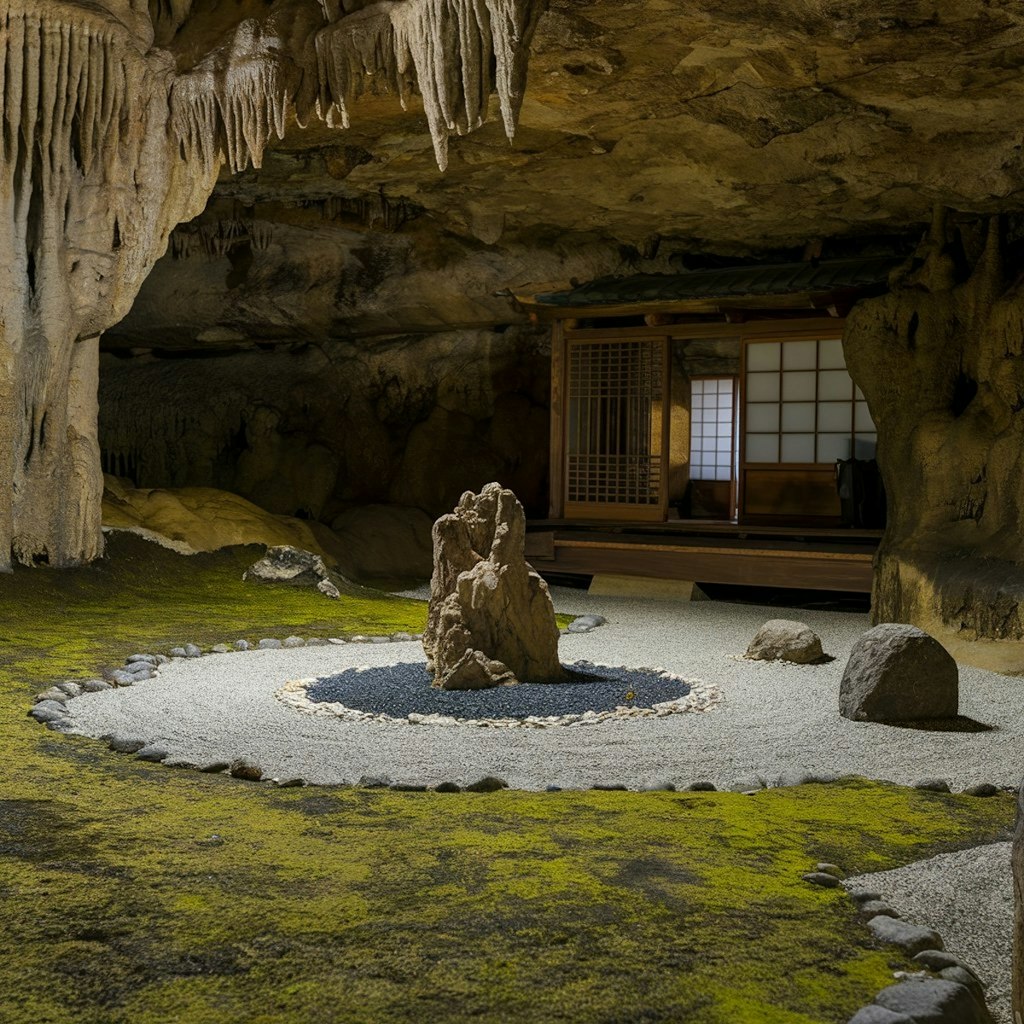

{"left": 98, "top": 326, "right": 551, "bottom": 526}
{"left": 844, "top": 211, "right": 1024, "bottom": 671}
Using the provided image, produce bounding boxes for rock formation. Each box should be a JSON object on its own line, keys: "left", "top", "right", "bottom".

{"left": 839, "top": 623, "right": 958, "bottom": 723}
{"left": 243, "top": 544, "right": 333, "bottom": 587}
{"left": 745, "top": 620, "right": 825, "bottom": 665}
{"left": 844, "top": 212, "right": 1024, "bottom": 670}
{"left": 0, "top": 0, "right": 543, "bottom": 570}
{"left": 422, "top": 482, "right": 565, "bottom": 690}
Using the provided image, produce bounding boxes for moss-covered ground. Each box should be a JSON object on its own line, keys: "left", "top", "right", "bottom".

{"left": 0, "top": 535, "right": 1014, "bottom": 1023}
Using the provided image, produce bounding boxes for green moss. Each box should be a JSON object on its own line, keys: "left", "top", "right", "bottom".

{"left": 0, "top": 536, "right": 1014, "bottom": 1023}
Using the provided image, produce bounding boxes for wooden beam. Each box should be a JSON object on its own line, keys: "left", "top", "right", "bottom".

{"left": 565, "top": 317, "right": 843, "bottom": 342}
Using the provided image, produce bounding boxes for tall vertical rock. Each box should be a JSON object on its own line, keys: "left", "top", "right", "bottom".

{"left": 423, "top": 482, "right": 566, "bottom": 690}
{"left": 0, "top": 0, "right": 217, "bottom": 568}
{"left": 844, "top": 210, "right": 1024, "bottom": 663}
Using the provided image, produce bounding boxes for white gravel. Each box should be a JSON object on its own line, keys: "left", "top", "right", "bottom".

{"left": 61, "top": 590, "right": 1024, "bottom": 792}
{"left": 846, "top": 842, "right": 1013, "bottom": 1023}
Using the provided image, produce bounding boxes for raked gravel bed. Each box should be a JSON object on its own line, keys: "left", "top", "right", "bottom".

{"left": 55, "top": 589, "right": 1024, "bottom": 792}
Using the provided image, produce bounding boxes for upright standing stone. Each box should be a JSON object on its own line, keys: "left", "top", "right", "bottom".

{"left": 423, "top": 483, "right": 566, "bottom": 690}
{"left": 839, "top": 623, "right": 958, "bottom": 722}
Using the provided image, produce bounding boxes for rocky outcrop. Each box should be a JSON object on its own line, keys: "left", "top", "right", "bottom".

{"left": 844, "top": 212, "right": 1024, "bottom": 669}
{"left": 97, "top": 328, "right": 551, "bottom": 522}
{"left": 839, "top": 623, "right": 958, "bottom": 723}
{"left": 745, "top": 620, "right": 825, "bottom": 665}
{"left": 423, "top": 483, "right": 565, "bottom": 690}
{"left": 331, "top": 505, "right": 434, "bottom": 581}
{"left": 102, "top": 477, "right": 346, "bottom": 565}
{"left": 243, "top": 546, "right": 331, "bottom": 587}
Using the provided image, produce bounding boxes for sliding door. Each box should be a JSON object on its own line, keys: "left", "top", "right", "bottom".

{"left": 564, "top": 337, "right": 669, "bottom": 521}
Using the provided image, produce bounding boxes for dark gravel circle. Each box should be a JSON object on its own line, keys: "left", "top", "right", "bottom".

{"left": 304, "top": 661, "right": 691, "bottom": 719}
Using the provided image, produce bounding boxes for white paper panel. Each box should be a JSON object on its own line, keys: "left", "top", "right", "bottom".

{"left": 783, "top": 340, "right": 817, "bottom": 370}
{"left": 782, "top": 370, "right": 816, "bottom": 402}
{"left": 691, "top": 380, "right": 705, "bottom": 396}
{"left": 746, "top": 434, "right": 779, "bottom": 462}
{"left": 781, "top": 434, "right": 815, "bottom": 463}
{"left": 747, "top": 342, "right": 780, "bottom": 371}
{"left": 781, "top": 402, "right": 816, "bottom": 431}
{"left": 855, "top": 401, "right": 874, "bottom": 431}
{"left": 819, "top": 369, "right": 853, "bottom": 401}
{"left": 717, "top": 437, "right": 731, "bottom": 454}
{"left": 817, "top": 401, "right": 852, "bottom": 432}
{"left": 747, "top": 372, "right": 780, "bottom": 402}
{"left": 817, "top": 433, "right": 851, "bottom": 462}
{"left": 818, "top": 338, "right": 846, "bottom": 369}
{"left": 746, "top": 403, "right": 779, "bottom": 432}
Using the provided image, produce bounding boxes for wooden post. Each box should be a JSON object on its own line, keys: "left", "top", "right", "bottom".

{"left": 549, "top": 320, "right": 567, "bottom": 519}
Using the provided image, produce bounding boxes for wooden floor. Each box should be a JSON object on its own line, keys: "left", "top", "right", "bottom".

{"left": 525, "top": 519, "right": 879, "bottom": 593}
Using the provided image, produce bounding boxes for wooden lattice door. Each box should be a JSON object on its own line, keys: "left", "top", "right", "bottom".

{"left": 564, "top": 337, "right": 669, "bottom": 521}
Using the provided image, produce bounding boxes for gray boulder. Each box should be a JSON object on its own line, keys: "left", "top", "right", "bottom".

{"left": 874, "top": 979, "right": 992, "bottom": 1024}
{"left": 746, "top": 619, "right": 825, "bottom": 664}
{"left": 867, "top": 915, "right": 943, "bottom": 955}
{"left": 840, "top": 623, "right": 958, "bottom": 722}
{"left": 243, "top": 546, "right": 331, "bottom": 587}
{"left": 422, "top": 483, "right": 566, "bottom": 690}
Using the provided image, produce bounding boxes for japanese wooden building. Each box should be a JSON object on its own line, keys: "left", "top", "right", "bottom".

{"left": 516, "top": 256, "right": 902, "bottom": 594}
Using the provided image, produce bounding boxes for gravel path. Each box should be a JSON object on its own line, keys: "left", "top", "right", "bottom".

{"left": 846, "top": 842, "right": 1014, "bottom": 1023}
{"left": 62, "top": 590, "right": 1024, "bottom": 791}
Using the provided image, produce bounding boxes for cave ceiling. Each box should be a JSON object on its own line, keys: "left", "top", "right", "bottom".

{"left": 110, "top": 0, "right": 1024, "bottom": 347}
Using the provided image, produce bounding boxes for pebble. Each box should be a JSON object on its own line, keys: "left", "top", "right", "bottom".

{"left": 327, "top": 638, "right": 346, "bottom": 645}
{"left": 867, "top": 916, "right": 943, "bottom": 955}
{"left": 211, "top": 644, "right": 230, "bottom": 654}
{"left": 317, "top": 579, "right": 340, "bottom": 599}
{"left": 184, "top": 644, "right": 202, "bottom": 658}
{"left": 108, "top": 735, "right": 146, "bottom": 754}
{"left": 258, "top": 639, "right": 282, "bottom": 650}
{"left": 234, "top": 640, "right": 250, "bottom": 651}
{"left": 912, "top": 950, "right": 979, "bottom": 978}
{"left": 568, "top": 614, "right": 608, "bottom": 634}
{"left": 29, "top": 705, "right": 67, "bottom": 723}
{"left": 229, "top": 758, "right": 263, "bottom": 781}
{"left": 465, "top": 776, "right": 509, "bottom": 793}
{"left": 34, "top": 687, "right": 68, "bottom": 703}
{"left": 803, "top": 872, "right": 841, "bottom": 888}
{"left": 136, "top": 745, "right": 168, "bottom": 763}
{"left": 282, "top": 636, "right": 305, "bottom": 648}
{"left": 81, "top": 679, "right": 112, "bottom": 693}
{"left": 858, "top": 900, "right": 900, "bottom": 920}
{"left": 913, "top": 778, "right": 951, "bottom": 793}
{"left": 962, "top": 782, "right": 999, "bottom": 797}
{"left": 815, "top": 862, "right": 845, "bottom": 879}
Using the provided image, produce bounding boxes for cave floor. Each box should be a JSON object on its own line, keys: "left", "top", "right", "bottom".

{"left": 0, "top": 535, "right": 1015, "bottom": 1024}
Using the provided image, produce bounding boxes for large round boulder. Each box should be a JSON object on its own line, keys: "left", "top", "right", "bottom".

{"left": 839, "top": 623, "right": 958, "bottom": 722}
{"left": 745, "top": 619, "right": 825, "bottom": 664}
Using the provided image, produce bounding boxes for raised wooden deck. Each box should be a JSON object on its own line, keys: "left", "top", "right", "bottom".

{"left": 525, "top": 519, "right": 880, "bottom": 593}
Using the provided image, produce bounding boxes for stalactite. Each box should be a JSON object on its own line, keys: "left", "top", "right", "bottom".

{"left": 0, "top": 1, "right": 218, "bottom": 568}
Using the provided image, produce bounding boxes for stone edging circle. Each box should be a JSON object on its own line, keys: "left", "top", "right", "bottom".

{"left": 274, "top": 661, "right": 722, "bottom": 728}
